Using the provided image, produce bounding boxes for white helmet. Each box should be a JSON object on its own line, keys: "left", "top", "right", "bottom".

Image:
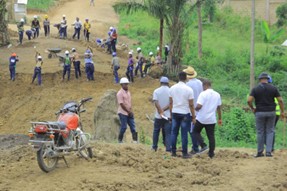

{"left": 20, "top": 18, "right": 24, "bottom": 22}
{"left": 128, "top": 51, "right": 133, "bottom": 55}
{"left": 157, "top": 46, "right": 160, "bottom": 51}
{"left": 71, "top": 48, "right": 76, "bottom": 52}
{"left": 149, "top": 52, "right": 153, "bottom": 56}
{"left": 63, "top": 14, "right": 66, "bottom": 17}
{"left": 120, "top": 77, "right": 129, "bottom": 84}
{"left": 65, "top": 50, "right": 69, "bottom": 54}
{"left": 137, "top": 47, "right": 141, "bottom": 52}
{"left": 109, "top": 26, "right": 113, "bottom": 30}
{"left": 34, "top": 15, "right": 37, "bottom": 19}
{"left": 37, "top": 56, "right": 42, "bottom": 60}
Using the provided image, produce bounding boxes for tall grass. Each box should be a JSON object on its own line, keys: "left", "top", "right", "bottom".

{"left": 27, "top": 0, "right": 55, "bottom": 12}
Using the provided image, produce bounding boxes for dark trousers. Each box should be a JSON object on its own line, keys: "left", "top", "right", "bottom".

{"left": 190, "top": 123, "right": 199, "bottom": 152}
{"left": 84, "top": 30, "right": 90, "bottom": 41}
{"left": 44, "top": 25, "right": 50, "bottom": 37}
{"left": 171, "top": 113, "right": 191, "bottom": 155}
{"left": 111, "top": 39, "right": 117, "bottom": 52}
{"left": 144, "top": 63, "right": 151, "bottom": 75}
{"left": 33, "top": 27, "right": 39, "bottom": 38}
{"left": 152, "top": 118, "right": 171, "bottom": 152}
{"left": 63, "top": 65, "right": 71, "bottom": 80}
{"left": 72, "top": 28, "right": 81, "bottom": 39}
{"left": 9, "top": 66, "right": 16, "bottom": 81}
{"left": 85, "top": 63, "right": 94, "bottom": 80}
{"left": 73, "top": 61, "right": 81, "bottom": 78}
{"left": 126, "top": 67, "right": 134, "bottom": 82}
{"left": 113, "top": 65, "right": 120, "bottom": 83}
{"left": 59, "top": 27, "right": 65, "bottom": 38}
{"left": 32, "top": 67, "right": 42, "bottom": 85}
{"left": 118, "top": 113, "right": 136, "bottom": 136}
{"left": 135, "top": 62, "right": 143, "bottom": 77}
{"left": 193, "top": 120, "right": 215, "bottom": 157}
{"left": 107, "top": 41, "right": 112, "bottom": 53}
{"left": 26, "top": 32, "right": 32, "bottom": 40}
{"left": 18, "top": 31, "right": 23, "bottom": 44}
{"left": 64, "top": 26, "right": 67, "bottom": 38}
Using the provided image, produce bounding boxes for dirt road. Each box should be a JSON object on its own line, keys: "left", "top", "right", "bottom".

{"left": 0, "top": 0, "right": 287, "bottom": 190}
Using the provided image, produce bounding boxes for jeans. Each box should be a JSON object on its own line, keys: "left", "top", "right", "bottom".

{"left": 18, "top": 31, "right": 23, "bottom": 44}
{"left": 32, "top": 67, "right": 42, "bottom": 85}
{"left": 113, "top": 65, "right": 120, "bottom": 83}
{"left": 255, "top": 111, "right": 276, "bottom": 153}
{"left": 60, "top": 27, "right": 65, "bottom": 38}
{"left": 193, "top": 120, "right": 215, "bottom": 156}
{"left": 63, "top": 65, "right": 71, "bottom": 80}
{"left": 73, "top": 28, "right": 81, "bottom": 39}
{"left": 118, "top": 113, "right": 136, "bottom": 136}
{"left": 171, "top": 113, "right": 191, "bottom": 154}
{"left": 152, "top": 118, "right": 171, "bottom": 152}
{"left": 73, "top": 61, "right": 81, "bottom": 78}
{"left": 126, "top": 67, "right": 134, "bottom": 82}
{"left": 9, "top": 66, "right": 16, "bottom": 81}
{"left": 189, "top": 123, "right": 199, "bottom": 152}
{"left": 34, "top": 27, "right": 39, "bottom": 38}
{"left": 84, "top": 30, "right": 90, "bottom": 41}
{"left": 85, "top": 63, "right": 94, "bottom": 80}
{"left": 135, "top": 62, "right": 143, "bottom": 77}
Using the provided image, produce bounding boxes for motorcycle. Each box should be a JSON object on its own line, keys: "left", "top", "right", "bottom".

{"left": 28, "top": 97, "right": 93, "bottom": 173}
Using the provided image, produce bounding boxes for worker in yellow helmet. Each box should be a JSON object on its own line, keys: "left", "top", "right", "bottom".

{"left": 43, "top": 15, "right": 50, "bottom": 37}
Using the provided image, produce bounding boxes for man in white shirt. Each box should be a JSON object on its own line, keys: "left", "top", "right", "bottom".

{"left": 193, "top": 79, "right": 222, "bottom": 158}
{"left": 184, "top": 66, "right": 203, "bottom": 154}
{"left": 72, "top": 17, "right": 82, "bottom": 40}
{"left": 152, "top": 77, "right": 171, "bottom": 152}
{"left": 169, "top": 72, "right": 196, "bottom": 159}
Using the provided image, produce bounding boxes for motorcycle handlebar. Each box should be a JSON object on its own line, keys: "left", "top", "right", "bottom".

{"left": 80, "top": 97, "right": 93, "bottom": 103}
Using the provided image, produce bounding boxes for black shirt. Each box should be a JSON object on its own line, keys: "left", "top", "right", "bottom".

{"left": 250, "top": 83, "right": 280, "bottom": 112}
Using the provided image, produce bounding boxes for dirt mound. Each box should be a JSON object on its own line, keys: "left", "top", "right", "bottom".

{"left": 0, "top": 134, "right": 29, "bottom": 150}
{"left": 93, "top": 90, "right": 120, "bottom": 142}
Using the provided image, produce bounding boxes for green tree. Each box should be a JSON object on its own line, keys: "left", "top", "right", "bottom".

{"left": 0, "top": 0, "right": 10, "bottom": 46}
{"left": 276, "top": 3, "right": 287, "bottom": 27}
{"left": 261, "top": 20, "right": 284, "bottom": 53}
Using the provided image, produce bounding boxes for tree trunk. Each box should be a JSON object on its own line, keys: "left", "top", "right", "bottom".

{"left": 159, "top": 18, "right": 164, "bottom": 57}
{"left": 0, "top": 0, "right": 10, "bottom": 46}
{"left": 197, "top": 0, "right": 203, "bottom": 59}
{"left": 250, "top": 0, "right": 255, "bottom": 91}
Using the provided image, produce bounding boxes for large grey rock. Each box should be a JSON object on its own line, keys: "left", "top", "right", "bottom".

{"left": 93, "top": 90, "right": 120, "bottom": 142}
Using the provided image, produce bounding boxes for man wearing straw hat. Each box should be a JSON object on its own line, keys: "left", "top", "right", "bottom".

{"left": 248, "top": 72, "right": 285, "bottom": 157}
{"left": 183, "top": 66, "right": 203, "bottom": 154}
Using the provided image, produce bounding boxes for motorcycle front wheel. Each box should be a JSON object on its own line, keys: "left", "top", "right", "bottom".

{"left": 37, "top": 144, "right": 59, "bottom": 173}
{"left": 77, "top": 136, "right": 93, "bottom": 160}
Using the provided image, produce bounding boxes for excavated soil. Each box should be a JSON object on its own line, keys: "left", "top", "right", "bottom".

{"left": 0, "top": 0, "right": 287, "bottom": 190}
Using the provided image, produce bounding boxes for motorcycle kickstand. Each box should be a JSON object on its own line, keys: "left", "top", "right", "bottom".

{"left": 61, "top": 156, "right": 69, "bottom": 168}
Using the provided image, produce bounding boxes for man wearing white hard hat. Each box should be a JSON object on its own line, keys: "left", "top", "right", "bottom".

{"left": 32, "top": 52, "right": 44, "bottom": 85}
{"left": 31, "top": 15, "right": 40, "bottom": 38}
{"left": 152, "top": 76, "right": 171, "bottom": 152}
{"left": 116, "top": 77, "right": 138, "bottom": 143}
{"left": 62, "top": 50, "right": 72, "bottom": 81}
{"left": 17, "top": 19, "right": 25, "bottom": 44}
{"left": 144, "top": 51, "right": 155, "bottom": 76}
{"left": 126, "top": 52, "right": 134, "bottom": 82}
{"left": 135, "top": 47, "right": 144, "bottom": 78}
{"left": 61, "top": 15, "right": 67, "bottom": 38}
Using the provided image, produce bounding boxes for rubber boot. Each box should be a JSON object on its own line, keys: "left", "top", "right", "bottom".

{"left": 132, "top": 132, "right": 138, "bottom": 143}
{"left": 118, "top": 133, "right": 124, "bottom": 143}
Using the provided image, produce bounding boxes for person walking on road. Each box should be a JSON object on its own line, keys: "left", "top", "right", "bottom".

{"left": 17, "top": 19, "right": 25, "bottom": 45}
{"left": 248, "top": 72, "right": 285, "bottom": 157}
{"left": 31, "top": 15, "right": 40, "bottom": 38}
{"left": 193, "top": 79, "right": 222, "bottom": 158}
{"left": 31, "top": 52, "right": 43, "bottom": 85}
{"left": 62, "top": 50, "right": 72, "bottom": 81}
{"left": 84, "top": 51, "right": 95, "bottom": 81}
{"left": 9, "top": 53, "right": 19, "bottom": 81}
{"left": 126, "top": 52, "right": 134, "bottom": 83}
{"left": 83, "top": 18, "right": 91, "bottom": 42}
{"left": 169, "top": 72, "right": 196, "bottom": 159}
{"left": 117, "top": 77, "right": 138, "bottom": 143}
{"left": 111, "top": 52, "right": 120, "bottom": 83}
{"left": 152, "top": 76, "right": 171, "bottom": 152}
{"left": 43, "top": 15, "right": 50, "bottom": 37}
{"left": 71, "top": 48, "right": 81, "bottom": 79}
{"left": 72, "top": 17, "right": 82, "bottom": 40}
{"left": 183, "top": 66, "right": 203, "bottom": 154}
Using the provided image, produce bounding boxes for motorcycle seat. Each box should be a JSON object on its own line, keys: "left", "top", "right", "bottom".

{"left": 47, "top": 121, "right": 67, "bottom": 130}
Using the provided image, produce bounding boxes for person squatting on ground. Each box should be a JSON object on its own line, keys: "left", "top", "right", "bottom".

{"left": 247, "top": 72, "right": 285, "bottom": 157}
{"left": 17, "top": 19, "right": 24, "bottom": 45}
{"left": 152, "top": 76, "right": 172, "bottom": 152}
{"left": 135, "top": 47, "right": 144, "bottom": 78}
{"left": 31, "top": 15, "right": 40, "bottom": 38}
{"left": 9, "top": 53, "right": 19, "bottom": 81}
{"left": 266, "top": 75, "right": 280, "bottom": 152}
{"left": 169, "top": 72, "right": 196, "bottom": 159}
{"left": 71, "top": 48, "right": 81, "bottom": 79}
{"left": 126, "top": 52, "right": 134, "bottom": 83}
{"left": 193, "top": 79, "right": 222, "bottom": 159}
{"left": 72, "top": 17, "right": 82, "bottom": 40}
{"left": 25, "top": 28, "right": 35, "bottom": 40}
{"left": 32, "top": 52, "right": 43, "bottom": 85}
{"left": 183, "top": 66, "right": 203, "bottom": 154}
{"left": 144, "top": 52, "right": 155, "bottom": 76}
{"left": 83, "top": 19, "right": 91, "bottom": 42}
{"left": 111, "top": 52, "right": 120, "bottom": 83}
{"left": 43, "top": 15, "right": 50, "bottom": 37}
{"left": 62, "top": 50, "right": 72, "bottom": 81}
{"left": 84, "top": 50, "right": 95, "bottom": 81}
{"left": 117, "top": 77, "right": 138, "bottom": 143}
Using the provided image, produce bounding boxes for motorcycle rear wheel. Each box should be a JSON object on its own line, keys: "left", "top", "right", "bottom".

{"left": 77, "top": 137, "right": 93, "bottom": 160}
{"left": 37, "top": 144, "right": 59, "bottom": 173}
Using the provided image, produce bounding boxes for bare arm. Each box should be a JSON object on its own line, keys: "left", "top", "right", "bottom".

{"left": 276, "top": 97, "right": 285, "bottom": 119}
{"left": 169, "top": 97, "right": 173, "bottom": 118}
{"left": 217, "top": 105, "right": 222, "bottom": 125}
{"left": 195, "top": 103, "right": 202, "bottom": 111}
{"left": 247, "top": 96, "right": 256, "bottom": 113}
{"left": 189, "top": 99, "right": 196, "bottom": 124}
{"left": 154, "top": 101, "right": 164, "bottom": 116}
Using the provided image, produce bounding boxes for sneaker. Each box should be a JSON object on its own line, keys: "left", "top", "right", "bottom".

{"left": 198, "top": 146, "right": 208, "bottom": 154}
{"left": 265, "top": 152, "right": 273, "bottom": 157}
{"left": 254, "top": 152, "right": 264, "bottom": 158}
{"left": 182, "top": 153, "right": 192, "bottom": 159}
{"left": 208, "top": 152, "right": 215, "bottom": 158}
{"left": 189, "top": 150, "right": 199, "bottom": 155}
